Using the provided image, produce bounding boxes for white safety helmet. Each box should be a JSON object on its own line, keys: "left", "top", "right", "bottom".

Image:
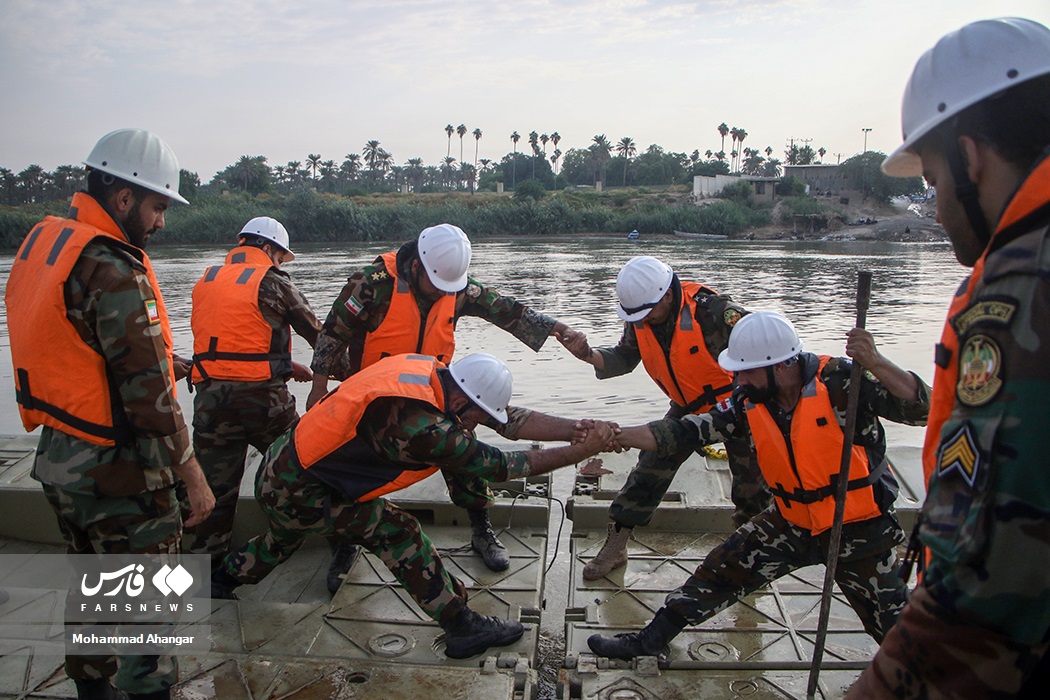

{"left": 718, "top": 311, "right": 803, "bottom": 372}
{"left": 83, "top": 128, "right": 189, "bottom": 205}
{"left": 883, "top": 17, "right": 1050, "bottom": 177}
{"left": 448, "top": 353, "right": 513, "bottom": 424}
{"left": 418, "top": 224, "right": 472, "bottom": 293}
{"left": 616, "top": 256, "right": 674, "bottom": 322}
{"left": 239, "top": 216, "right": 294, "bottom": 260}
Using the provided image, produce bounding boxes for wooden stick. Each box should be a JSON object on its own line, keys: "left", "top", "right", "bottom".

{"left": 806, "top": 270, "right": 873, "bottom": 699}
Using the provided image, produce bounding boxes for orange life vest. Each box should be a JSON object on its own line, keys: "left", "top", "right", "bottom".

{"left": 359, "top": 251, "right": 457, "bottom": 369}
{"left": 292, "top": 353, "right": 444, "bottom": 501}
{"left": 634, "top": 281, "right": 735, "bottom": 413}
{"left": 5, "top": 192, "right": 175, "bottom": 446}
{"left": 923, "top": 156, "right": 1050, "bottom": 483}
{"left": 745, "top": 356, "right": 882, "bottom": 534}
{"left": 189, "top": 245, "right": 291, "bottom": 383}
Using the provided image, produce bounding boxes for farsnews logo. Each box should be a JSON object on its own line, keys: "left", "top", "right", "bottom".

{"left": 81, "top": 563, "right": 194, "bottom": 598}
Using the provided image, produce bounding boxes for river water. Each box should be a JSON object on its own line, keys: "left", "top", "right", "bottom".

{"left": 0, "top": 235, "right": 962, "bottom": 445}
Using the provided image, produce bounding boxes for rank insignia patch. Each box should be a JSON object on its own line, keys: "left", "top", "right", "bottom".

{"left": 937, "top": 423, "right": 980, "bottom": 487}
{"left": 957, "top": 334, "right": 1002, "bottom": 406}
{"left": 145, "top": 299, "right": 160, "bottom": 325}
{"left": 724, "top": 309, "right": 742, "bottom": 327}
{"left": 370, "top": 270, "right": 388, "bottom": 282}
{"left": 344, "top": 296, "right": 364, "bottom": 316}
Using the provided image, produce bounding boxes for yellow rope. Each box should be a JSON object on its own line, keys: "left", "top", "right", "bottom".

{"left": 702, "top": 444, "right": 728, "bottom": 460}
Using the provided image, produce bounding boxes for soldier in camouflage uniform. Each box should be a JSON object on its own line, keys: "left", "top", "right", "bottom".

{"left": 214, "top": 353, "right": 612, "bottom": 659}
{"left": 557, "top": 256, "right": 770, "bottom": 580}
{"left": 184, "top": 217, "right": 323, "bottom": 568}
{"left": 4, "top": 129, "right": 214, "bottom": 700}
{"left": 307, "top": 224, "right": 581, "bottom": 583}
{"left": 850, "top": 19, "right": 1050, "bottom": 698}
{"left": 586, "top": 311, "right": 929, "bottom": 659}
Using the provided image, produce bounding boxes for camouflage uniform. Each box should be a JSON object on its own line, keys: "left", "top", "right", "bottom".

{"left": 310, "top": 239, "right": 559, "bottom": 512}
{"left": 595, "top": 282, "right": 769, "bottom": 526}
{"left": 184, "top": 266, "right": 322, "bottom": 561}
{"left": 647, "top": 352, "right": 930, "bottom": 638}
{"left": 15, "top": 197, "right": 190, "bottom": 694}
{"left": 222, "top": 385, "right": 536, "bottom": 625}
{"left": 851, "top": 158, "right": 1050, "bottom": 697}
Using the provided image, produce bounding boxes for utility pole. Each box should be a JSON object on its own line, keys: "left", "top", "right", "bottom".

{"left": 862, "top": 127, "right": 872, "bottom": 153}
{"left": 834, "top": 153, "right": 845, "bottom": 164}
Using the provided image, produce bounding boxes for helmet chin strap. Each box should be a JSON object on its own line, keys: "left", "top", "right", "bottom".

{"left": 942, "top": 124, "right": 993, "bottom": 250}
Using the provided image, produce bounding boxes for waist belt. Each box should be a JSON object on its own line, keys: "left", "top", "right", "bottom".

{"left": 770, "top": 457, "right": 888, "bottom": 505}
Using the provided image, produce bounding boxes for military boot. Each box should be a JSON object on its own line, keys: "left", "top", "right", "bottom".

{"left": 582, "top": 522, "right": 631, "bottom": 580}
{"left": 468, "top": 508, "right": 510, "bottom": 572}
{"left": 74, "top": 679, "right": 127, "bottom": 700}
{"left": 326, "top": 540, "right": 364, "bottom": 594}
{"left": 442, "top": 606, "right": 524, "bottom": 659}
{"left": 210, "top": 565, "right": 240, "bottom": 600}
{"left": 587, "top": 608, "right": 688, "bottom": 660}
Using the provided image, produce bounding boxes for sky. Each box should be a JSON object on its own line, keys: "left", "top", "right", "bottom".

{"left": 2, "top": 0, "right": 1049, "bottom": 182}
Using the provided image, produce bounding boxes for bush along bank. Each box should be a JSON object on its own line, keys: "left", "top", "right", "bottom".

{"left": 0, "top": 188, "right": 776, "bottom": 250}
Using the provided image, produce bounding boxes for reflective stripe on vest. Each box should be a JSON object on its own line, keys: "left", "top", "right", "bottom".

{"left": 745, "top": 356, "right": 881, "bottom": 534}
{"left": 189, "top": 245, "right": 291, "bottom": 382}
{"left": 923, "top": 156, "right": 1050, "bottom": 484}
{"left": 292, "top": 354, "right": 444, "bottom": 501}
{"left": 4, "top": 192, "right": 175, "bottom": 446}
{"left": 634, "top": 281, "right": 735, "bottom": 413}
{"left": 359, "top": 251, "right": 456, "bottom": 369}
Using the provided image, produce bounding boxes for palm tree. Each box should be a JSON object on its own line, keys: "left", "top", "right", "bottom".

{"left": 550, "top": 132, "right": 561, "bottom": 153}
{"left": 445, "top": 124, "right": 454, "bottom": 158}
{"left": 457, "top": 124, "right": 467, "bottom": 164}
{"left": 341, "top": 154, "right": 361, "bottom": 184}
{"left": 405, "top": 157, "right": 424, "bottom": 192}
{"left": 736, "top": 129, "right": 748, "bottom": 171}
{"left": 705, "top": 149, "right": 713, "bottom": 160}
{"left": 528, "top": 132, "right": 539, "bottom": 179}
{"left": 540, "top": 133, "right": 549, "bottom": 154}
{"left": 472, "top": 128, "right": 482, "bottom": 169}
{"left": 306, "top": 153, "right": 322, "bottom": 183}
{"left": 762, "top": 158, "right": 783, "bottom": 178}
{"left": 551, "top": 150, "right": 561, "bottom": 175}
{"left": 363, "top": 140, "right": 383, "bottom": 181}
{"left": 718, "top": 123, "right": 730, "bottom": 155}
{"left": 616, "top": 136, "right": 637, "bottom": 186}
{"left": 441, "top": 156, "right": 457, "bottom": 189}
{"left": 818, "top": 147, "right": 827, "bottom": 163}
{"left": 765, "top": 146, "right": 773, "bottom": 158}
{"left": 591, "top": 134, "right": 612, "bottom": 186}
{"left": 510, "top": 131, "right": 520, "bottom": 188}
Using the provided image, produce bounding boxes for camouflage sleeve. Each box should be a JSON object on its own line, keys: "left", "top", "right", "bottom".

{"left": 259, "top": 270, "right": 322, "bottom": 346}
{"left": 367, "top": 398, "right": 528, "bottom": 482}
{"left": 72, "top": 244, "right": 191, "bottom": 469}
{"left": 920, "top": 232, "right": 1050, "bottom": 645}
{"left": 310, "top": 263, "right": 388, "bottom": 377}
{"left": 458, "top": 277, "right": 557, "bottom": 352}
{"left": 693, "top": 290, "right": 747, "bottom": 356}
{"left": 822, "top": 357, "right": 931, "bottom": 427}
{"left": 595, "top": 323, "right": 643, "bottom": 379}
{"left": 648, "top": 398, "right": 743, "bottom": 457}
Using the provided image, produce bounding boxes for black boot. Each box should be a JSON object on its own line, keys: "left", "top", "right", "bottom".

{"left": 442, "top": 606, "right": 524, "bottom": 659}
{"left": 326, "top": 540, "right": 363, "bottom": 594}
{"left": 587, "top": 608, "right": 688, "bottom": 660}
{"left": 74, "top": 679, "right": 127, "bottom": 700}
{"left": 210, "top": 565, "right": 241, "bottom": 600}
{"left": 127, "top": 691, "right": 170, "bottom": 700}
{"left": 468, "top": 508, "right": 509, "bottom": 572}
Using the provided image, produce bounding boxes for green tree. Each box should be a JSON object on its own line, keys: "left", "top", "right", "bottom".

{"left": 839, "top": 151, "right": 925, "bottom": 202}
{"left": 616, "top": 136, "right": 637, "bottom": 186}
{"left": 363, "top": 141, "right": 383, "bottom": 182}
{"left": 306, "top": 153, "right": 321, "bottom": 183}
{"left": 445, "top": 124, "right": 454, "bottom": 158}
{"left": 591, "top": 134, "right": 612, "bottom": 186}
{"left": 510, "top": 131, "right": 520, "bottom": 188}
{"left": 718, "top": 122, "right": 729, "bottom": 154}
{"left": 513, "top": 177, "right": 546, "bottom": 202}
{"left": 472, "top": 128, "right": 482, "bottom": 169}
{"left": 457, "top": 124, "right": 467, "bottom": 164}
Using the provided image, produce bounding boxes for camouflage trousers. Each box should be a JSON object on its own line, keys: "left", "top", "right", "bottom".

{"left": 848, "top": 584, "right": 1050, "bottom": 698}
{"left": 223, "top": 431, "right": 468, "bottom": 625}
{"left": 610, "top": 402, "right": 770, "bottom": 529}
{"left": 666, "top": 506, "right": 907, "bottom": 643}
{"left": 185, "top": 379, "right": 299, "bottom": 562}
{"left": 41, "top": 483, "right": 181, "bottom": 694}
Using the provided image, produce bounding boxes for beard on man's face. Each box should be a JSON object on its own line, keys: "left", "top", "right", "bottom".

{"left": 740, "top": 381, "right": 777, "bottom": 405}
{"left": 123, "top": 202, "right": 157, "bottom": 249}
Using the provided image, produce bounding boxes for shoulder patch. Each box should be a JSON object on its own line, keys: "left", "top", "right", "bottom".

{"left": 464, "top": 282, "right": 482, "bottom": 301}
{"left": 344, "top": 296, "right": 364, "bottom": 316}
{"left": 724, "top": 309, "right": 742, "bottom": 327}
{"left": 144, "top": 299, "right": 160, "bottom": 325}
{"left": 715, "top": 395, "right": 735, "bottom": 413}
{"left": 937, "top": 423, "right": 980, "bottom": 487}
{"left": 951, "top": 298, "right": 1017, "bottom": 336}
{"left": 370, "top": 269, "right": 388, "bottom": 282}
{"left": 957, "top": 334, "right": 1002, "bottom": 406}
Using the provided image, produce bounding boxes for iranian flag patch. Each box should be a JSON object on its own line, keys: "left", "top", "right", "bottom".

{"left": 344, "top": 296, "right": 364, "bottom": 316}
{"left": 145, "top": 299, "right": 160, "bottom": 324}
